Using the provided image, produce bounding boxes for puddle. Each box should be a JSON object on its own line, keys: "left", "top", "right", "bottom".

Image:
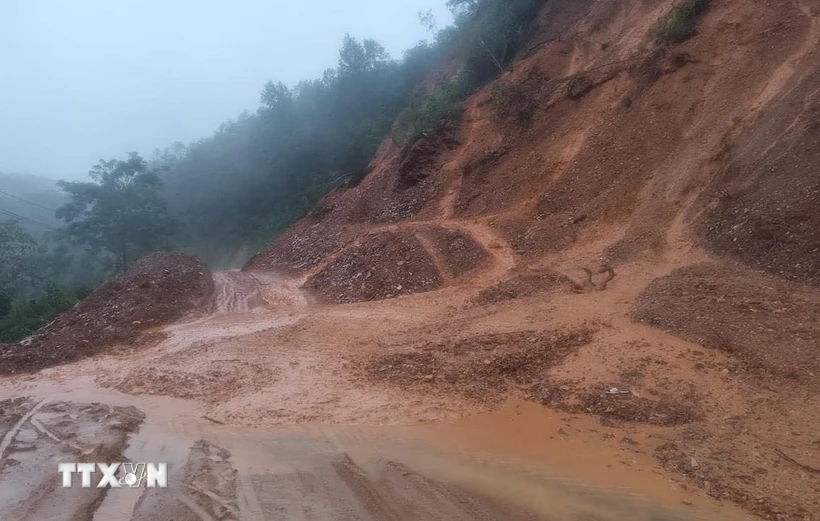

{"left": 0, "top": 379, "right": 756, "bottom": 521}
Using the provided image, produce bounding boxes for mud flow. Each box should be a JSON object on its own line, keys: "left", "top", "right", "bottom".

{"left": 0, "top": 379, "right": 754, "bottom": 521}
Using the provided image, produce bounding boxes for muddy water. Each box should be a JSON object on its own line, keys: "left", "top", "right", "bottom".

{"left": 0, "top": 378, "right": 756, "bottom": 521}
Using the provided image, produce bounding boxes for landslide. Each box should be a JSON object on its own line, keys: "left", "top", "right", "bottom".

{"left": 0, "top": 252, "right": 214, "bottom": 374}
{"left": 242, "top": 0, "right": 820, "bottom": 518}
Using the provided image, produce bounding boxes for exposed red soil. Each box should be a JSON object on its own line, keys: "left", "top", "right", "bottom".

{"left": 304, "top": 231, "right": 443, "bottom": 303}
{"left": 244, "top": 221, "right": 350, "bottom": 273}
{"left": 656, "top": 401, "right": 820, "bottom": 521}
{"left": 0, "top": 252, "right": 214, "bottom": 375}
{"left": 236, "top": 2, "right": 820, "bottom": 517}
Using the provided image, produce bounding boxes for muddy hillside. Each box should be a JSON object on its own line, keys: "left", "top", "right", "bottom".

{"left": 2, "top": 0, "right": 819, "bottom": 520}
{"left": 0, "top": 252, "right": 214, "bottom": 375}
{"left": 241, "top": 0, "right": 820, "bottom": 518}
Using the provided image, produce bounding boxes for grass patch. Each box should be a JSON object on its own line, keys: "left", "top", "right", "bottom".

{"left": 651, "top": 0, "right": 711, "bottom": 45}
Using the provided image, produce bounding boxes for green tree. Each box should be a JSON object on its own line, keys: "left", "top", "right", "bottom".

{"left": 0, "top": 284, "right": 89, "bottom": 342}
{"left": 156, "top": 1, "right": 546, "bottom": 265}
{"left": 338, "top": 34, "right": 389, "bottom": 76}
{"left": 57, "top": 152, "right": 175, "bottom": 272}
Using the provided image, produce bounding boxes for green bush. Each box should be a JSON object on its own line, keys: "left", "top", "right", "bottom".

{"left": 393, "top": 75, "right": 472, "bottom": 142}
{"left": 652, "top": 0, "right": 711, "bottom": 45}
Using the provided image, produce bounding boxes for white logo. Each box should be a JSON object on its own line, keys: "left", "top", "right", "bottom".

{"left": 58, "top": 462, "right": 168, "bottom": 488}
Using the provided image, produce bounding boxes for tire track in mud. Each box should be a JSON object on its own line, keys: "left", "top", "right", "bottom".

{"left": 213, "top": 271, "right": 267, "bottom": 313}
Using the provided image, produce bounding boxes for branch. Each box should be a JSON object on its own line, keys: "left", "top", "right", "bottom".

{"left": 480, "top": 38, "right": 505, "bottom": 74}
{"left": 775, "top": 449, "right": 820, "bottom": 475}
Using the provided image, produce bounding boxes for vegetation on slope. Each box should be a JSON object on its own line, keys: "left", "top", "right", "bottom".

{"left": 154, "top": 0, "right": 547, "bottom": 265}
{"left": 0, "top": 220, "right": 95, "bottom": 342}
{"left": 651, "top": 0, "right": 711, "bottom": 45}
{"left": 0, "top": 0, "right": 547, "bottom": 340}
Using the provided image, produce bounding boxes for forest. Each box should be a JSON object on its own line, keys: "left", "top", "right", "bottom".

{"left": 0, "top": 0, "right": 545, "bottom": 342}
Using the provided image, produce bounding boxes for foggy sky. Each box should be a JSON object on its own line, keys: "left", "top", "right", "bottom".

{"left": 0, "top": 0, "right": 452, "bottom": 180}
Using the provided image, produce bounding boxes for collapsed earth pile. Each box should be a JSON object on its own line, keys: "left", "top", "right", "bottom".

{"left": 0, "top": 252, "right": 214, "bottom": 374}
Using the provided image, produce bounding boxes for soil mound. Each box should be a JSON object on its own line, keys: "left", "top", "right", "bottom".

{"left": 245, "top": 220, "right": 350, "bottom": 274}
{"left": 418, "top": 227, "right": 489, "bottom": 278}
{"left": 304, "top": 232, "right": 443, "bottom": 303}
{"left": 633, "top": 262, "right": 820, "bottom": 385}
{"left": 0, "top": 252, "right": 214, "bottom": 374}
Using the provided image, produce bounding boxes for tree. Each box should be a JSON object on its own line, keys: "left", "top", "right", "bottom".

{"left": 57, "top": 153, "right": 175, "bottom": 272}
{"left": 338, "top": 34, "right": 389, "bottom": 76}
{"left": 0, "top": 219, "right": 38, "bottom": 298}
{"left": 418, "top": 9, "right": 438, "bottom": 35}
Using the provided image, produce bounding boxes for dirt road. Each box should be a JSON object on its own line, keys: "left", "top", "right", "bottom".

{"left": 0, "top": 186, "right": 816, "bottom": 520}
{"left": 0, "top": 381, "right": 753, "bottom": 521}
{"left": 0, "top": 260, "right": 767, "bottom": 521}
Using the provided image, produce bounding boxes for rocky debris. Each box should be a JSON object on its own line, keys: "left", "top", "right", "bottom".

{"left": 244, "top": 221, "right": 350, "bottom": 273}
{"left": 633, "top": 262, "right": 820, "bottom": 386}
{"left": 419, "top": 227, "right": 489, "bottom": 278}
{"left": 244, "top": 122, "right": 462, "bottom": 274}
{"left": 698, "top": 66, "right": 820, "bottom": 287}
{"left": 461, "top": 147, "right": 509, "bottom": 178}
{"left": 355, "top": 122, "right": 461, "bottom": 224}
{"left": 396, "top": 123, "right": 459, "bottom": 190}
{"left": 0, "top": 252, "right": 215, "bottom": 375}
{"left": 530, "top": 382, "right": 702, "bottom": 427}
{"left": 365, "top": 329, "right": 594, "bottom": 401}
{"left": 604, "top": 200, "right": 676, "bottom": 264}
{"left": 305, "top": 232, "right": 443, "bottom": 303}
{"left": 656, "top": 439, "right": 816, "bottom": 521}
{"left": 471, "top": 270, "right": 571, "bottom": 306}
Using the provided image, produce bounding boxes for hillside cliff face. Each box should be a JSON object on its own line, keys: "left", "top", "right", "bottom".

{"left": 248, "top": 0, "right": 819, "bottom": 289}
{"left": 244, "top": 1, "right": 820, "bottom": 518}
